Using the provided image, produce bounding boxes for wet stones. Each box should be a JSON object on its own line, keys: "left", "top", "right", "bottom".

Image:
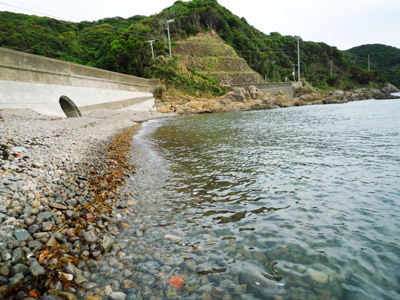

{"left": 83, "top": 231, "right": 97, "bottom": 245}
{"left": 100, "top": 236, "right": 113, "bottom": 253}
{"left": 307, "top": 268, "right": 329, "bottom": 284}
{"left": 30, "top": 261, "right": 46, "bottom": 276}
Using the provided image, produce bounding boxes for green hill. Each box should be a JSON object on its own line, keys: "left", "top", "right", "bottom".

{"left": 0, "top": 0, "right": 396, "bottom": 92}
{"left": 343, "top": 44, "right": 400, "bottom": 87}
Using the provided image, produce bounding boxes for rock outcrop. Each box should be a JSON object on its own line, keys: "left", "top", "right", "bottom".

{"left": 156, "top": 85, "right": 400, "bottom": 115}
{"left": 156, "top": 86, "right": 291, "bottom": 115}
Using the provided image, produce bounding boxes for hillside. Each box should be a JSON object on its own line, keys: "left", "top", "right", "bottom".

{"left": 343, "top": 44, "right": 400, "bottom": 87}
{"left": 0, "top": 0, "right": 395, "bottom": 91}
{"left": 173, "top": 30, "right": 263, "bottom": 85}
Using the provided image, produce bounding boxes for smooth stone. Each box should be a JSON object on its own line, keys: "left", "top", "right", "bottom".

{"left": 253, "top": 252, "right": 267, "bottom": 262}
{"left": 49, "top": 290, "right": 77, "bottom": 300}
{"left": 0, "top": 276, "right": 8, "bottom": 286}
{"left": 10, "top": 264, "right": 30, "bottom": 277}
{"left": 37, "top": 211, "right": 53, "bottom": 222}
{"left": 80, "top": 250, "right": 89, "bottom": 260}
{"left": 219, "top": 279, "right": 236, "bottom": 290}
{"left": 122, "top": 280, "right": 135, "bottom": 289}
{"left": 0, "top": 266, "right": 10, "bottom": 277}
{"left": 74, "top": 274, "right": 89, "bottom": 285}
{"left": 42, "top": 222, "right": 53, "bottom": 231}
{"left": 81, "top": 282, "right": 98, "bottom": 289}
{"left": 101, "top": 236, "right": 113, "bottom": 253}
{"left": 84, "top": 296, "right": 102, "bottom": 300}
{"left": 164, "top": 234, "right": 181, "bottom": 241}
{"left": 12, "top": 247, "right": 26, "bottom": 264}
{"left": 14, "top": 229, "right": 31, "bottom": 241}
{"left": 83, "top": 232, "right": 97, "bottom": 245}
{"left": 92, "top": 250, "right": 102, "bottom": 260}
{"left": 30, "top": 261, "right": 46, "bottom": 276}
{"left": 34, "top": 232, "right": 49, "bottom": 239}
{"left": 28, "top": 224, "right": 40, "bottom": 234}
{"left": 28, "top": 240, "right": 43, "bottom": 251}
{"left": 49, "top": 203, "right": 68, "bottom": 210}
{"left": 307, "top": 269, "right": 329, "bottom": 284}
{"left": 238, "top": 262, "right": 279, "bottom": 298}
{"left": 88, "top": 260, "right": 100, "bottom": 272}
{"left": 233, "top": 284, "right": 247, "bottom": 295}
{"left": 185, "top": 259, "right": 197, "bottom": 271}
{"left": 64, "top": 210, "right": 75, "bottom": 218}
{"left": 46, "top": 236, "right": 58, "bottom": 247}
{"left": 110, "top": 292, "right": 126, "bottom": 300}
{"left": 8, "top": 272, "right": 24, "bottom": 287}
{"left": 2, "top": 250, "right": 12, "bottom": 261}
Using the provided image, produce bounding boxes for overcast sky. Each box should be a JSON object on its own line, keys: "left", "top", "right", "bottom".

{"left": 1, "top": 0, "right": 399, "bottom": 50}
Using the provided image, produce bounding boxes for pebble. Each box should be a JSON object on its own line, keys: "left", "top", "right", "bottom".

{"left": 0, "top": 108, "right": 351, "bottom": 300}
{"left": 307, "top": 269, "right": 329, "bottom": 284}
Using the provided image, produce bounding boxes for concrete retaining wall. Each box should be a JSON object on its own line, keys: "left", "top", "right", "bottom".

{"left": 0, "top": 48, "right": 159, "bottom": 117}
{"left": 231, "top": 82, "right": 296, "bottom": 100}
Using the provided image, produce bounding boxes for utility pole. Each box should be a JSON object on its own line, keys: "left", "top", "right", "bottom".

{"left": 295, "top": 36, "right": 301, "bottom": 82}
{"left": 272, "top": 61, "right": 276, "bottom": 82}
{"left": 351, "top": 59, "right": 357, "bottom": 65}
{"left": 167, "top": 19, "right": 174, "bottom": 58}
{"left": 292, "top": 64, "right": 297, "bottom": 82}
{"left": 368, "top": 54, "right": 370, "bottom": 71}
{"left": 330, "top": 61, "right": 333, "bottom": 76}
{"left": 147, "top": 40, "right": 155, "bottom": 59}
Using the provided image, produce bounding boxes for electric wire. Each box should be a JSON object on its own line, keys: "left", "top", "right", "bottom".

{"left": 0, "top": 2, "right": 302, "bottom": 56}
{"left": 0, "top": 1, "right": 73, "bottom": 22}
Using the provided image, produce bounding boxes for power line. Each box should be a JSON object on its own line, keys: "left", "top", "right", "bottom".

{"left": 0, "top": 3, "right": 302, "bottom": 58}
{"left": 0, "top": 1, "right": 73, "bottom": 22}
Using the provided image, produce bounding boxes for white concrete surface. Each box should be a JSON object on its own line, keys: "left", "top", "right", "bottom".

{"left": 0, "top": 80, "right": 154, "bottom": 117}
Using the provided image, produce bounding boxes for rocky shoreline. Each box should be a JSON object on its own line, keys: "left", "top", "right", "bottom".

{"left": 0, "top": 83, "right": 399, "bottom": 299}
{"left": 0, "top": 109, "right": 174, "bottom": 300}
{"left": 156, "top": 84, "right": 400, "bottom": 114}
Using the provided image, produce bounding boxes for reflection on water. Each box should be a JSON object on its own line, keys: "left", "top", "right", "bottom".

{"left": 124, "top": 99, "right": 400, "bottom": 299}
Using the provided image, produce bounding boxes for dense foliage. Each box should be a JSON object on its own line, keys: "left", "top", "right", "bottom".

{"left": 344, "top": 44, "right": 400, "bottom": 88}
{"left": 0, "top": 0, "right": 398, "bottom": 92}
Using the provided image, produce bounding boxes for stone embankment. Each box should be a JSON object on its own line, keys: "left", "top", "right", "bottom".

{"left": 156, "top": 83, "right": 400, "bottom": 114}
{"left": 0, "top": 109, "right": 172, "bottom": 300}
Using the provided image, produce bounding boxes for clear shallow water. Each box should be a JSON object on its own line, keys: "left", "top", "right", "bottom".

{"left": 125, "top": 99, "right": 400, "bottom": 300}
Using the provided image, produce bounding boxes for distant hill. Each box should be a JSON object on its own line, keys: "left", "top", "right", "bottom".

{"left": 0, "top": 0, "right": 391, "bottom": 92}
{"left": 343, "top": 44, "right": 400, "bottom": 87}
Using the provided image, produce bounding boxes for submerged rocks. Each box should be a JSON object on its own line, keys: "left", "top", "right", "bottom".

{"left": 0, "top": 109, "right": 171, "bottom": 299}
{"left": 238, "top": 262, "right": 280, "bottom": 298}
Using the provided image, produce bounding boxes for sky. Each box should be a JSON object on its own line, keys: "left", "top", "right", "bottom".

{"left": 0, "top": 0, "right": 399, "bottom": 50}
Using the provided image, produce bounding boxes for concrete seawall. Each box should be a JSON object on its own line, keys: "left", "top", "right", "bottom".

{"left": 0, "top": 48, "right": 159, "bottom": 117}
{"left": 231, "top": 82, "right": 296, "bottom": 100}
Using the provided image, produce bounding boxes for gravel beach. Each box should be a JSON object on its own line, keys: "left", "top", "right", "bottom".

{"left": 0, "top": 108, "right": 175, "bottom": 300}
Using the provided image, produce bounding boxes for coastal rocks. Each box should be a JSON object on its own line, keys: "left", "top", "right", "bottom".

{"left": 101, "top": 236, "right": 114, "bottom": 253}
{"left": 307, "top": 268, "right": 329, "bottom": 284}
{"left": 381, "top": 82, "right": 399, "bottom": 93}
{"left": 0, "top": 109, "right": 172, "bottom": 299}
{"left": 238, "top": 262, "right": 280, "bottom": 298}
{"left": 157, "top": 86, "right": 292, "bottom": 115}
{"left": 292, "top": 86, "right": 400, "bottom": 106}
{"left": 223, "top": 89, "right": 246, "bottom": 102}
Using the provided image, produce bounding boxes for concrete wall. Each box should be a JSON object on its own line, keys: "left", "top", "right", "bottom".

{"left": 231, "top": 82, "right": 296, "bottom": 100}
{"left": 0, "top": 48, "right": 159, "bottom": 117}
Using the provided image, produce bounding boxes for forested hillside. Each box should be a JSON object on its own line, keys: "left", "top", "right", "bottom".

{"left": 344, "top": 44, "right": 400, "bottom": 88}
{"left": 0, "top": 0, "right": 397, "bottom": 91}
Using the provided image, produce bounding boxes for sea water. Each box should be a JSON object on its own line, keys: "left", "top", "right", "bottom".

{"left": 123, "top": 97, "right": 400, "bottom": 300}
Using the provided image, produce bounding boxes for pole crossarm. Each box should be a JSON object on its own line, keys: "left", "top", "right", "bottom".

{"left": 147, "top": 40, "right": 155, "bottom": 59}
